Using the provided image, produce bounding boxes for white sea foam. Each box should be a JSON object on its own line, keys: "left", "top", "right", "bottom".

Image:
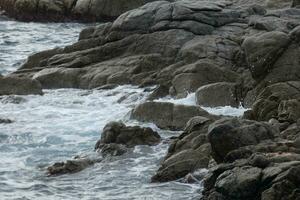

{"left": 155, "top": 92, "right": 248, "bottom": 117}
{"left": 0, "top": 86, "right": 201, "bottom": 200}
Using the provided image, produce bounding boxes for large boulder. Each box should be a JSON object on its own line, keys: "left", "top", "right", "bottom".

{"left": 131, "top": 102, "right": 214, "bottom": 130}
{"left": 242, "top": 31, "right": 290, "bottom": 80}
{"left": 152, "top": 116, "right": 214, "bottom": 182}
{"left": 195, "top": 82, "right": 240, "bottom": 107}
{"left": 0, "top": 76, "right": 43, "bottom": 96}
{"left": 215, "top": 166, "right": 262, "bottom": 199}
{"left": 208, "top": 118, "right": 278, "bottom": 163}
{"left": 95, "top": 121, "right": 161, "bottom": 149}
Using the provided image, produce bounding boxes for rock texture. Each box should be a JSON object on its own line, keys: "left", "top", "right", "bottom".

{"left": 0, "top": 76, "right": 43, "bottom": 96}
{"left": 131, "top": 102, "right": 215, "bottom": 130}
{"left": 3, "top": 0, "right": 300, "bottom": 199}
{"left": 0, "top": 0, "right": 158, "bottom": 22}
{"left": 48, "top": 121, "right": 161, "bottom": 176}
{"left": 152, "top": 116, "right": 214, "bottom": 182}
{"left": 95, "top": 121, "right": 161, "bottom": 149}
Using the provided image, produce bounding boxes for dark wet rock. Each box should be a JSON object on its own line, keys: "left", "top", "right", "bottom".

{"left": 131, "top": 101, "right": 214, "bottom": 131}
{"left": 152, "top": 116, "right": 215, "bottom": 182}
{"left": 0, "top": 76, "right": 43, "bottom": 96}
{"left": 47, "top": 158, "right": 98, "bottom": 176}
{"left": 242, "top": 31, "right": 290, "bottom": 80}
{"left": 0, "top": 118, "right": 13, "bottom": 124}
{"left": 195, "top": 82, "right": 240, "bottom": 107}
{"left": 95, "top": 121, "right": 161, "bottom": 149}
{"left": 289, "top": 25, "right": 300, "bottom": 42}
{"left": 208, "top": 118, "right": 278, "bottom": 163}
{"left": 215, "top": 166, "right": 262, "bottom": 199}
{"left": 98, "top": 143, "right": 128, "bottom": 157}
{"left": 251, "top": 82, "right": 300, "bottom": 122}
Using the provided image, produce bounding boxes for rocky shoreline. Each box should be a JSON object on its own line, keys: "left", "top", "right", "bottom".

{"left": 1, "top": 0, "right": 300, "bottom": 199}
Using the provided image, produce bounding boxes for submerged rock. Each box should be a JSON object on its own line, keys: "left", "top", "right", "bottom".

{"left": 47, "top": 158, "right": 98, "bottom": 176}
{"left": 0, "top": 118, "right": 13, "bottom": 124}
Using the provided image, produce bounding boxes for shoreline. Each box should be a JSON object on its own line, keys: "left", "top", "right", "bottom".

{"left": 1, "top": 0, "right": 300, "bottom": 199}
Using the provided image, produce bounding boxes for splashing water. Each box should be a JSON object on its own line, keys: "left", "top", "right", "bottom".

{"left": 155, "top": 93, "right": 248, "bottom": 117}
{"left": 0, "top": 20, "right": 88, "bottom": 75}
{"left": 0, "top": 19, "right": 248, "bottom": 200}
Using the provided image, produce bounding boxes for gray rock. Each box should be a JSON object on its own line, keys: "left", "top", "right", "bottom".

{"left": 0, "top": 76, "right": 43, "bottom": 96}
{"left": 208, "top": 118, "right": 277, "bottom": 163}
{"left": 215, "top": 166, "right": 262, "bottom": 198}
{"left": 242, "top": 31, "right": 290, "bottom": 80}
{"left": 47, "top": 158, "right": 98, "bottom": 176}
{"left": 131, "top": 101, "right": 213, "bottom": 130}
{"left": 196, "top": 82, "right": 239, "bottom": 107}
{"left": 152, "top": 116, "right": 215, "bottom": 182}
{"left": 95, "top": 121, "right": 161, "bottom": 149}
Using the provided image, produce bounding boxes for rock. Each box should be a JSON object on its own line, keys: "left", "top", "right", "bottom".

{"left": 251, "top": 82, "right": 300, "bottom": 121}
{"left": 292, "top": 0, "right": 300, "bottom": 7}
{"left": 171, "top": 61, "right": 239, "bottom": 98}
{"left": 95, "top": 121, "right": 161, "bottom": 149}
{"left": 152, "top": 116, "right": 215, "bottom": 182}
{"left": 32, "top": 68, "right": 84, "bottom": 89}
{"left": 0, "top": 0, "right": 157, "bottom": 22}
{"left": 242, "top": 31, "right": 290, "bottom": 80}
{"left": 98, "top": 143, "right": 128, "bottom": 157}
{"left": 196, "top": 82, "right": 239, "bottom": 107}
{"left": 152, "top": 143, "right": 211, "bottom": 182}
{"left": 278, "top": 99, "right": 300, "bottom": 123}
{"left": 208, "top": 118, "right": 278, "bottom": 163}
{"left": 0, "top": 76, "right": 43, "bottom": 96}
{"left": 131, "top": 101, "right": 213, "bottom": 130}
{"left": 215, "top": 166, "right": 262, "bottom": 198}
{"left": 289, "top": 26, "right": 300, "bottom": 44}
{"left": 0, "top": 118, "right": 13, "bottom": 124}
{"left": 47, "top": 158, "right": 98, "bottom": 176}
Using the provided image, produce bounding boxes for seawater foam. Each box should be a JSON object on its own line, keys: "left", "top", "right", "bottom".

{"left": 0, "top": 86, "right": 201, "bottom": 200}
{"left": 155, "top": 92, "right": 248, "bottom": 117}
